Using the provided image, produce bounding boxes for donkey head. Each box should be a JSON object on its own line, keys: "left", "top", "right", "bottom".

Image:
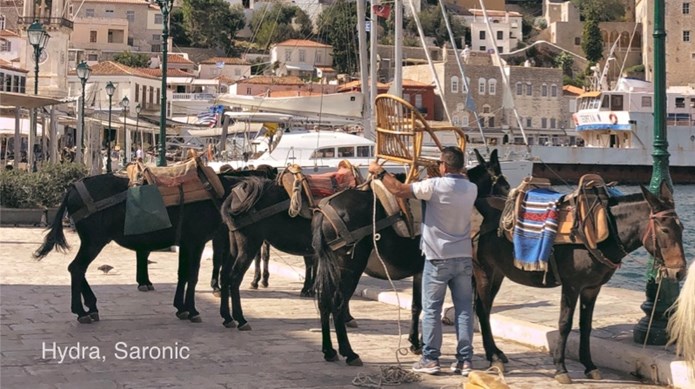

{"left": 470, "top": 149, "right": 510, "bottom": 197}
{"left": 639, "top": 181, "right": 687, "bottom": 281}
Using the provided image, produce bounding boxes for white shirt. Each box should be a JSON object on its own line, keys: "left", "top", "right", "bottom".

{"left": 411, "top": 174, "right": 477, "bottom": 259}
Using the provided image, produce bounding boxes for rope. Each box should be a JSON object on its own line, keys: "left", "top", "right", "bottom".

{"left": 288, "top": 178, "right": 303, "bottom": 218}
{"left": 642, "top": 272, "right": 665, "bottom": 349}
{"left": 351, "top": 366, "right": 421, "bottom": 387}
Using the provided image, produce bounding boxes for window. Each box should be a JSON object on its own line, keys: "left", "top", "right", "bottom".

{"left": 152, "top": 34, "right": 161, "bottom": 42}
{"left": 462, "top": 113, "right": 469, "bottom": 127}
{"left": 155, "top": 14, "right": 163, "bottom": 24}
{"left": 312, "top": 147, "right": 335, "bottom": 159}
{"left": 90, "top": 31, "right": 97, "bottom": 43}
{"left": 135, "top": 84, "right": 139, "bottom": 102}
{"left": 684, "top": 3, "right": 690, "bottom": 14}
{"left": 127, "top": 11, "right": 135, "bottom": 22}
{"left": 676, "top": 97, "right": 686, "bottom": 108}
{"left": 497, "top": 31, "right": 503, "bottom": 40}
{"left": 497, "top": 46, "right": 503, "bottom": 53}
{"left": 0, "top": 40, "right": 10, "bottom": 52}
{"left": 415, "top": 94, "right": 423, "bottom": 109}
{"left": 356, "top": 146, "right": 371, "bottom": 157}
{"left": 488, "top": 116, "right": 495, "bottom": 127}
{"left": 105, "top": 9, "right": 114, "bottom": 15}
{"left": 151, "top": 44, "right": 161, "bottom": 52}
{"left": 488, "top": 79, "right": 497, "bottom": 95}
{"left": 337, "top": 146, "right": 354, "bottom": 158}
{"left": 456, "top": 103, "right": 464, "bottom": 112}
{"left": 574, "top": 37, "right": 581, "bottom": 45}
{"left": 541, "top": 83, "right": 548, "bottom": 97}
{"left": 479, "top": 31, "right": 486, "bottom": 40}
{"left": 684, "top": 31, "right": 691, "bottom": 42}
{"left": 551, "top": 84, "right": 558, "bottom": 97}
{"left": 246, "top": 87, "right": 251, "bottom": 94}
{"left": 641, "top": 96, "right": 652, "bottom": 107}
{"left": 128, "top": 37, "right": 133, "bottom": 46}
{"left": 451, "top": 76, "right": 459, "bottom": 93}
{"left": 550, "top": 118, "right": 556, "bottom": 128}
{"left": 298, "top": 49, "right": 305, "bottom": 62}
{"left": 108, "top": 31, "right": 114, "bottom": 43}
{"left": 315, "top": 51, "right": 322, "bottom": 63}
{"left": 0, "top": 15, "right": 5, "bottom": 30}
{"left": 541, "top": 118, "right": 547, "bottom": 128}
{"left": 478, "top": 78, "right": 486, "bottom": 95}
{"left": 284, "top": 49, "right": 292, "bottom": 61}
{"left": 526, "top": 117, "right": 532, "bottom": 128}
{"left": 516, "top": 82, "right": 522, "bottom": 95}
{"left": 526, "top": 83, "right": 532, "bottom": 96}
{"left": 479, "top": 46, "right": 486, "bottom": 51}
{"left": 88, "top": 54, "right": 98, "bottom": 61}
{"left": 86, "top": 9, "right": 95, "bottom": 17}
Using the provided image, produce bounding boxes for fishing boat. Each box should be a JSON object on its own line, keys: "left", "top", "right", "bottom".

{"left": 495, "top": 78, "right": 695, "bottom": 184}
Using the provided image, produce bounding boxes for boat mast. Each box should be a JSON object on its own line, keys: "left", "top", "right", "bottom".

{"left": 356, "top": 0, "right": 372, "bottom": 139}
{"left": 369, "top": 3, "right": 378, "bottom": 138}
{"left": 393, "top": 0, "right": 403, "bottom": 97}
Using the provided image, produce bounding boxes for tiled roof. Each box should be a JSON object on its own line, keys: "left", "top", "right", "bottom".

{"left": 469, "top": 9, "right": 522, "bottom": 17}
{"left": 0, "top": 29, "right": 20, "bottom": 37}
{"left": 137, "top": 68, "right": 193, "bottom": 77}
{"left": 81, "top": 0, "right": 151, "bottom": 4}
{"left": 199, "top": 57, "right": 250, "bottom": 65}
{"left": 74, "top": 61, "right": 158, "bottom": 79}
{"left": 273, "top": 39, "right": 331, "bottom": 48}
{"left": 268, "top": 90, "right": 326, "bottom": 97}
{"left": 563, "top": 85, "right": 584, "bottom": 95}
{"left": 215, "top": 75, "right": 235, "bottom": 84}
{"left": 167, "top": 54, "right": 194, "bottom": 64}
{"left": 0, "top": 59, "right": 28, "bottom": 73}
{"left": 238, "top": 76, "right": 304, "bottom": 85}
{"left": 401, "top": 79, "right": 434, "bottom": 88}
{"left": 337, "top": 79, "right": 389, "bottom": 92}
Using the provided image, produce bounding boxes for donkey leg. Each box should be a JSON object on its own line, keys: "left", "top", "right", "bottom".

{"left": 81, "top": 278, "right": 100, "bottom": 321}
{"left": 250, "top": 252, "right": 261, "bottom": 289}
{"left": 136, "top": 250, "right": 154, "bottom": 292}
{"left": 211, "top": 231, "right": 224, "bottom": 297}
{"left": 219, "top": 236, "right": 235, "bottom": 328}
{"left": 318, "top": 302, "right": 338, "bottom": 362}
{"left": 554, "top": 285, "right": 580, "bottom": 384}
{"left": 300, "top": 255, "right": 316, "bottom": 297}
{"left": 229, "top": 234, "right": 260, "bottom": 330}
{"left": 173, "top": 247, "right": 189, "bottom": 320}
{"left": 409, "top": 272, "right": 423, "bottom": 354}
{"left": 579, "top": 286, "right": 602, "bottom": 379}
{"left": 260, "top": 241, "right": 270, "bottom": 288}
{"left": 68, "top": 243, "right": 105, "bottom": 323}
{"left": 180, "top": 243, "right": 205, "bottom": 323}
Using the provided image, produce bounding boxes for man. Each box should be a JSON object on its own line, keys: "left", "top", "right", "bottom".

{"left": 368, "top": 146, "right": 477, "bottom": 376}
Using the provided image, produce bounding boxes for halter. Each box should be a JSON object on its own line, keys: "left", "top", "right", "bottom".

{"left": 641, "top": 209, "right": 680, "bottom": 272}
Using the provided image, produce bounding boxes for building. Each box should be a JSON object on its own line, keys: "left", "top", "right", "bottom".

{"left": 458, "top": 9, "right": 523, "bottom": 54}
{"left": 230, "top": 75, "right": 308, "bottom": 96}
{"left": 0, "top": 58, "right": 28, "bottom": 92}
{"left": 198, "top": 57, "right": 252, "bottom": 81}
{"left": 270, "top": 39, "right": 333, "bottom": 78}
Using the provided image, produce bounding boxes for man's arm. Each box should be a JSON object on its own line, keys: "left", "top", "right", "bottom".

{"left": 368, "top": 161, "right": 413, "bottom": 198}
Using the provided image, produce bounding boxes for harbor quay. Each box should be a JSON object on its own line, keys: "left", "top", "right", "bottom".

{"left": 0, "top": 226, "right": 686, "bottom": 389}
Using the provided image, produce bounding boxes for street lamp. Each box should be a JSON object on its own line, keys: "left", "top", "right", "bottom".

{"left": 76, "top": 61, "right": 91, "bottom": 164}
{"left": 26, "top": 20, "right": 50, "bottom": 172}
{"left": 135, "top": 103, "right": 142, "bottom": 162}
{"left": 105, "top": 81, "right": 115, "bottom": 173}
{"left": 120, "top": 96, "right": 130, "bottom": 166}
{"left": 155, "top": 0, "right": 174, "bottom": 167}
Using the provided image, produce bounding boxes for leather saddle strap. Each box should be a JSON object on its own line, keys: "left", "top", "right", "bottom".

{"left": 320, "top": 200, "right": 400, "bottom": 251}
{"left": 175, "top": 185, "right": 185, "bottom": 245}
{"left": 71, "top": 181, "right": 128, "bottom": 223}
{"left": 227, "top": 199, "right": 291, "bottom": 232}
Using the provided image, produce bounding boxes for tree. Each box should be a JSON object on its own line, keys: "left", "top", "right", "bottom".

{"left": 248, "top": 3, "right": 313, "bottom": 50}
{"left": 571, "top": 0, "right": 625, "bottom": 22}
{"left": 181, "top": 0, "right": 245, "bottom": 51}
{"left": 170, "top": 8, "right": 191, "bottom": 47}
{"left": 554, "top": 51, "right": 575, "bottom": 76}
{"left": 404, "top": 5, "right": 466, "bottom": 48}
{"left": 316, "top": 0, "right": 359, "bottom": 74}
{"left": 113, "top": 51, "right": 150, "bottom": 67}
{"left": 582, "top": 18, "right": 603, "bottom": 63}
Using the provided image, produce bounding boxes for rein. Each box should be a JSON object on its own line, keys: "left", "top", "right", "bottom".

{"left": 641, "top": 209, "right": 678, "bottom": 271}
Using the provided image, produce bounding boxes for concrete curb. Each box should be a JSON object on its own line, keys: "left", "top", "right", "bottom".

{"left": 266, "top": 260, "right": 692, "bottom": 388}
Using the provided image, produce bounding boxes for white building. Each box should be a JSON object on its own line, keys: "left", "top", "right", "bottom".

{"left": 270, "top": 39, "right": 333, "bottom": 77}
{"left": 458, "top": 9, "right": 523, "bottom": 54}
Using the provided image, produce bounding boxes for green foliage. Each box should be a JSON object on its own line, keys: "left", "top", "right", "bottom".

{"left": 563, "top": 74, "right": 584, "bottom": 87}
{"left": 581, "top": 18, "right": 603, "bottom": 62}
{"left": 181, "top": 0, "right": 245, "bottom": 51}
{"left": 316, "top": 0, "right": 358, "bottom": 74}
{"left": 0, "top": 163, "right": 86, "bottom": 208}
{"left": 113, "top": 51, "right": 150, "bottom": 68}
{"left": 249, "top": 3, "right": 313, "bottom": 50}
{"left": 404, "top": 5, "right": 466, "bottom": 48}
{"left": 571, "top": 0, "right": 625, "bottom": 21}
{"left": 170, "top": 8, "right": 191, "bottom": 46}
{"left": 554, "top": 51, "right": 575, "bottom": 76}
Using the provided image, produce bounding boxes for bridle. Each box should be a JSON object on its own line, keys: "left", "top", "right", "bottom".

{"left": 641, "top": 209, "right": 683, "bottom": 276}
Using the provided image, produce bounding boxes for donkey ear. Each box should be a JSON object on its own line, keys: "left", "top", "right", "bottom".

{"left": 474, "top": 149, "right": 486, "bottom": 166}
{"left": 489, "top": 149, "right": 501, "bottom": 174}
{"left": 640, "top": 184, "right": 664, "bottom": 211}
{"left": 658, "top": 180, "right": 674, "bottom": 207}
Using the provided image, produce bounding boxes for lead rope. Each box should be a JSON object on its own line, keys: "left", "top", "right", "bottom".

{"left": 288, "top": 178, "right": 303, "bottom": 218}
{"left": 351, "top": 186, "right": 421, "bottom": 387}
{"left": 642, "top": 272, "right": 665, "bottom": 349}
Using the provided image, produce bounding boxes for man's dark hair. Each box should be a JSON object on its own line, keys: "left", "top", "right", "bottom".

{"left": 441, "top": 146, "right": 464, "bottom": 170}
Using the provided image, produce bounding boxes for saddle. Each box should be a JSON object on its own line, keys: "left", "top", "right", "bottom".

{"left": 370, "top": 179, "right": 422, "bottom": 238}
{"left": 500, "top": 174, "right": 610, "bottom": 249}
{"left": 126, "top": 157, "right": 225, "bottom": 207}
{"left": 278, "top": 160, "right": 364, "bottom": 219}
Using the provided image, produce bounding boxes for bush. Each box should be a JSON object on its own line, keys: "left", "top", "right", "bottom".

{"left": 0, "top": 163, "right": 86, "bottom": 208}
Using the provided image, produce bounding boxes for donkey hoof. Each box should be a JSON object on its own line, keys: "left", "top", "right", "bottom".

{"left": 138, "top": 285, "right": 149, "bottom": 292}
{"left": 176, "top": 311, "right": 190, "bottom": 320}
{"left": 223, "top": 320, "right": 237, "bottom": 328}
{"left": 300, "top": 290, "right": 315, "bottom": 298}
{"left": 147, "top": 285, "right": 155, "bottom": 291}
{"left": 346, "top": 356, "right": 363, "bottom": 366}
{"left": 212, "top": 289, "right": 221, "bottom": 297}
{"left": 324, "top": 352, "right": 339, "bottom": 362}
{"left": 555, "top": 373, "right": 572, "bottom": 384}
{"left": 249, "top": 283, "right": 259, "bottom": 290}
{"left": 409, "top": 345, "right": 422, "bottom": 355}
{"left": 491, "top": 360, "right": 505, "bottom": 373}
{"left": 585, "top": 369, "right": 602, "bottom": 380}
{"left": 261, "top": 281, "right": 268, "bottom": 288}
{"left": 88, "top": 312, "right": 100, "bottom": 322}
{"left": 237, "top": 323, "right": 252, "bottom": 331}
{"left": 345, "top": 319, "right": 359, "bottom": 328}
{"left": 189, "top": 315, "right": 202, "bottom": 323}
{"left": 77, "top": 315, "right": 93, "bottom": 324}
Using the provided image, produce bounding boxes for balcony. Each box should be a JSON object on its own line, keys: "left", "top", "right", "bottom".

{"left": 171, "top": 93, "right": 219, "bottom": 101}
{"left": 18, "top": 16, "right": 73, "bottom": 29}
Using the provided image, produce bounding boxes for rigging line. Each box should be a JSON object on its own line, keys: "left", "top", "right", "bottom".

{"left": 478, "top": 0, "right": 531, "bottom": 155}
{"left": 405, "top": 0, "right": 452, "bottom": 122}
{"left": 616, "top": 22, "right": 640, "bottom": 89}
{"left": 437, "top": 0, "right": 489, "bottom": 155}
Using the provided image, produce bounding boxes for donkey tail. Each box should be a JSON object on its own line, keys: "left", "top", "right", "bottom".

{"left": 34, "top": 190, "right": 70, "bottom": 260}
{"left": 312, "top": 211, "right": 343, "bottom": 310}
{"left": 667, "top": 261, "right": 695, "bottom": 378}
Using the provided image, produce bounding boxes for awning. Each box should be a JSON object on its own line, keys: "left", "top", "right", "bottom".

{"left": 579, "top": 91, "right": 602, "bottom": 98}
{"left": 0, "top": 91, "right": 68, "bottom": 109}
{"left": 185, "top": 122, "right": 265, "bottom": 137}
{"left": 0, "top": 117, "right": 42, "bottom": 135}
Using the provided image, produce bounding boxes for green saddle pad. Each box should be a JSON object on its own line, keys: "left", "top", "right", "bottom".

{"left": 124, "top": 185, "right": 172, "bottom": 235}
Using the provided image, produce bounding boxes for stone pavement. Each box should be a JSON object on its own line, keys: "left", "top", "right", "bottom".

{"left": 0, "top": 227, "right": 674, "bottom": 388}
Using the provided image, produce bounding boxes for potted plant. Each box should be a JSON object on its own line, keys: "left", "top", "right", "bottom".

{"left": 1, "top": 163, "right": 86, "bottom": 226}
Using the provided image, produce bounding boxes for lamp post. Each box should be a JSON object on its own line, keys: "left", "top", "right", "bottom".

{"left": 26, "top": 20, "right": 50, "bottom": 172}
{"left": 135, "top": 103, "right": 142, "bottom": 162}
{"left": 105, "top": 81, "right": 115, "bottom": 173}
{"left": 76, "top": 61, "right": 91, "bottom": 164}
{"left": 632, "top": 0, "right": 679, "bottom": 346}
{"left": 120, "top": 96, "right": 130, "bottom": 166}
{"left": 155, "top": 0, "right": 173, "bottom": 167}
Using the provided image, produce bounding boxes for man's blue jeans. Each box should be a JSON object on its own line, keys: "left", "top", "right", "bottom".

{"left": 421, "top": 257, "right": 474, "bottom": 363}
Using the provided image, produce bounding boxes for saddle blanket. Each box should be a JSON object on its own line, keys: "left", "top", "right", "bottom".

{"left": 513, "top": 188, "right": 564, "bottom": 271}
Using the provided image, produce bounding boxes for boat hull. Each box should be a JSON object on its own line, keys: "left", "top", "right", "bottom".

{"left": 532, "top": 163, "right": 695, "bottom": 185}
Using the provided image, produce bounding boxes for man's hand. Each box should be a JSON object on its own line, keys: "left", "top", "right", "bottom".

{"left": 368, "top": 161, "right": 384, "bottom": 175}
